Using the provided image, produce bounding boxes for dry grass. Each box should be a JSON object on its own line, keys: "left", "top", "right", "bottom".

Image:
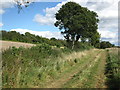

{"left": 0, "top": 40, "right": 36, "bottom": 51}
{"left": 46, "top": 49, "right": 101, "bottom": 88}
{"left": 106, "top": 48, "right": 119, "bottom": 56}
{"left": 60, "top": 49, "right": 98, "bottom": 62}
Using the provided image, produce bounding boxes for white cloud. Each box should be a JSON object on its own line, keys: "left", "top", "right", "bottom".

{"left": 33, "top": 14, "right": 56, "bottom": 25}
{"left": 10, "top": 28, "right": 63, "bottom": 39}
{"left": 98, "top": 29, "right": 117, "bottom": 39}
{"left": 0, "top": 22, "right": 3, "bottom": 27}
{"left": 98, "top": 29, "right": 118, "bottom": 45}
{"left": 0, "top": 0, "right": 15, "bottom": 14}
{"left": 0, "top": 0, "right": 64, "bottom": 15}
{"left": 33, "top": 0, "right": 118, "bottom": 26}
{"left": 98, "top": 1, "right": 118, "bottom": 18}
{"left": 33, "top": 1, "right": 66, "bottom": 25}
{"left": 0, "top": 0, "right": 118, "bottom": 45}
{"left": 33, "top": 0, "right": 118, "bottom": 45}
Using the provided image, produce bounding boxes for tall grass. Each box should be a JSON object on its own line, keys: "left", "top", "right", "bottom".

{"left": 2, "top": 43, "right": 92, "bottom": 88}
{"left": 2, "top": 44, "right": 66, "bottom": 87}
{"left": 106, "top": 48, "right": 120, "bottom": 88}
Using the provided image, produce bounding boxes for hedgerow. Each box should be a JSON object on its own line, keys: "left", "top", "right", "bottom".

{"left": 105, "top": 49, "right": 120, "bottom": 88}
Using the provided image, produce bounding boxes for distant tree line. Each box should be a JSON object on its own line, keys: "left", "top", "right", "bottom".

{"left": 0, "top": 30, "right": 66, "bottom": 47}
{"left": 99, "top": 41, "right": 115, "bottom": 49}
{"left": 0, "top": 30, "right": 115, "bottom": 49}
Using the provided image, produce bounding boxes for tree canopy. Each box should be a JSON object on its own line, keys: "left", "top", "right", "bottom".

{"left": 54, "top": 2, "right": 100, "bottom": 49}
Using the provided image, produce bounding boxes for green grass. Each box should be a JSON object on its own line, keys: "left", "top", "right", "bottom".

{"left": 2, "top": 44, "right": 69, "bottom": 88}
{"left": 2, "top": 42, "right": 92, "bottom": 88}
{"left": 105, "top": 48, "right": 120, "bottom": 88}
{"left": 79, "top": 58, "right": 101, "bottom": 88}
{"left": 62, "top": 51, "right": 102, "bottom": 88}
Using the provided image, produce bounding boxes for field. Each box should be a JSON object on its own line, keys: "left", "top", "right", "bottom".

{"left": 1, "top": 41, "right": 119, "bottom": 88}
{"left": 0, "top": 40, "right": 35, "bottom": 51}
{"left": 1, "top": 0, "right": 119, "bottom": 88}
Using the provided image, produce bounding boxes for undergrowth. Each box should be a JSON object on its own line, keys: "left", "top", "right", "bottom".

{"left": 105, "top": 49, "right": 120, "bottom": 88}
{"left": 2, "top": 43, "right": 92, "bottom": 88}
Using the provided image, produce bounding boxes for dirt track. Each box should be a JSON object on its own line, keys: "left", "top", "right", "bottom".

{"left": 0, "top": 40, "right": 35, "bottom": 51}
{"left": 42, "top": 49, "right": 107, "bottom": 88}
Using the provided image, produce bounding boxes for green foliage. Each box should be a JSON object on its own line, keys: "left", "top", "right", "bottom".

{"left": 0, "top": 30, "right": 66, "bottom": 47}
{"left": 2, "top": 44, "right": 64, "bottom": 87}
{"left": 2, "top": 41, "right": 92, "bottom": 88}
{"left": 1, "top": 30, "right": 93, "bottom": 88}
{"left": 100, "top": 41, "right": 114, "bottom": 49}
{"left": 1, "top": 30, "right": 93, "bottom": 50}
{"left": 89, "top": 32, "right": 100, "bottom": 48}
{"left": 54, "top": 2, "right": 100, "bottom": 49}
{"left": 105, "top": 49, "right": 120, "bottom": 88}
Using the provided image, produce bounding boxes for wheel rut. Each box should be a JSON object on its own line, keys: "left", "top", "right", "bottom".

{"left": 46, "top": 49, "right": 102, "bottom": 88}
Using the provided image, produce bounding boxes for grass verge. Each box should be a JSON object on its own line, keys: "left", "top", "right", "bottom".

{"left": 105, "top": 48, "right": 120, "bottom": 88}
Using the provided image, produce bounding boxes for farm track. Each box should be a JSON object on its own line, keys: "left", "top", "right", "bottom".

{"left": 45, "top": 49, "right": 106, "bottom": 88}
{"left": 94, "top": 51, "right": 107, "bottom": 88}
{"left": 1, "top": 40, "right": 108, "bottom": 88}
{"left": 62, "top": 52, "right": 102, "bottom": 88}
{"left": 0, "top": 40, "right": 35, "bottom": 51}
{"left": 76, "top": 50, "right": 107, "bottom": 88}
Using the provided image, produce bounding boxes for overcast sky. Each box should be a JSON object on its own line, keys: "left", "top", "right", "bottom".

{"left": 0, "top": 0, "right": 119, "bottom": 45}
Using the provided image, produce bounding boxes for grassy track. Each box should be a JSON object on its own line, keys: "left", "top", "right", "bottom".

{"left": 61, "top": 50, "right": 106, "bottom": 88}
{"left": 94, "top": 50, "right": 107, "bottom": 88}
{"left": 3, "top": 48, "right": 109, "bottom": 88}
{"left": 46, "top": 49, "right": 99, "bottom": 88}
{"left": 43, "top": 49, "right": 107, "bottom": 88}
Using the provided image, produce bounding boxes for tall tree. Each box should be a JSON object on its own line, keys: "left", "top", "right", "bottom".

{"left": 54, "top": 2, "right": 99, "bottom": 49}
{"left": 88, "top": 31, "right": 100, "bottom": 47}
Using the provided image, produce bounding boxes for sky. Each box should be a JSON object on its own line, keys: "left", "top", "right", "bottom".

{"left": 0, "top": 0, "right": 119, "bottom": 45}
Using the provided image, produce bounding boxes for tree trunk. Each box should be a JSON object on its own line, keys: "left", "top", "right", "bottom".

{"left": 72, "top": 40, "right": 75, "bottom": 50}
